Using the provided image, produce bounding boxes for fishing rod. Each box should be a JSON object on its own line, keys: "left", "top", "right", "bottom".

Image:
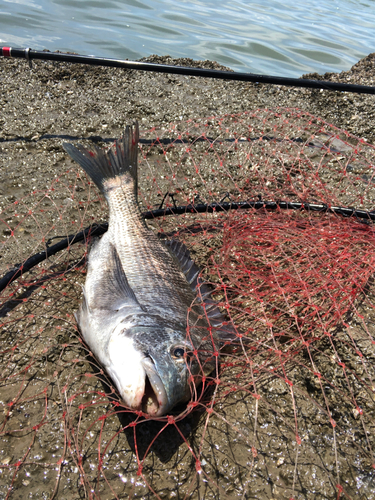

{"left": 1, "top": 46, "right": 375, "bottom": 95}
{"left": 1, "top": 199, "right": 374, "bottom": 294}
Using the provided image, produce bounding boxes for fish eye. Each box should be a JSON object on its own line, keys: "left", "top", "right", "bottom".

{"left": 171, "top": 347, "right": 186, "bottom": 359}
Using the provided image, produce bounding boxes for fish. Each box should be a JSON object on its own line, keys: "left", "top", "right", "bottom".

{"left": 63, "top": 122, "right": 236, "bottom": 416}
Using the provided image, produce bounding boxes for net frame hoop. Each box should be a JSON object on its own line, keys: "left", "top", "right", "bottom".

{"left": 1, "top": 199, "right": 374, "bottom": 294}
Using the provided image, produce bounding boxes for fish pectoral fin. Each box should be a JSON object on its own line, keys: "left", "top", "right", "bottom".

{"left": 93, "top": 243, "right": 141, "bottom": 311}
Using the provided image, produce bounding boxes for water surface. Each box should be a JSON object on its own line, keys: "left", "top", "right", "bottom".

{"left": 0, "top": 0, "right": 374, "bottom": 76}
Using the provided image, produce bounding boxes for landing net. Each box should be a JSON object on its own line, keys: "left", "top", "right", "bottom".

{"left": 0, "top": 108, "right": 374, "bottom": 499}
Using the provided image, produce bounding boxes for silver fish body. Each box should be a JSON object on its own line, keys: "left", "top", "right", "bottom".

{"left": 63, "top": 123, "right": 233, "bottom": 416}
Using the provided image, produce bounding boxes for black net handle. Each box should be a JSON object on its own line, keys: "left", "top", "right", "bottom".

{"left": 1, "top": 47, "right": 375, "bottom": 95}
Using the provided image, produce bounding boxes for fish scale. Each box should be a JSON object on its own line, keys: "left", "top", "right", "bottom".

{"left": 109, "top": 207, "right": 196, "bottom": 320}
{"left": 104, "top": 179, "right": 200, "bottom": 322}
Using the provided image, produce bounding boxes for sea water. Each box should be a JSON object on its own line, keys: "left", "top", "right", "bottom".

{"left": 0, "top": 0, "right": 374, "bottom": 77}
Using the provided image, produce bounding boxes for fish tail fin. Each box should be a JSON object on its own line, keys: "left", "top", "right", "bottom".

{"left": 63, "top": 121, "right": 139, "bottom": 197}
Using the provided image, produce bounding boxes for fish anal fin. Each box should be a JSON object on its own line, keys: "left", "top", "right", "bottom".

{"left": 75, "top": 286, "right": 90, "bottom": 330}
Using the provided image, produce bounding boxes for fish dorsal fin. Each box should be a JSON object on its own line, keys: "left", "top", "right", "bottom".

{"left": 165, "top": 239, "right": 201, "bottom": 290}
{"left": 165, "top": 239, "right": 238, "bottom": 341}
{"left": 95, "top": 243, "right": 141, "bottom": 312}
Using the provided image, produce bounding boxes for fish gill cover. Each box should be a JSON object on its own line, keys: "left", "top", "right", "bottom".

{"left": 0, "top": 108, "right": 375, "bottom": 499}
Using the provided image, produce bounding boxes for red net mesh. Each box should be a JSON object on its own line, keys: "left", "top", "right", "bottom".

{"left": 1, "top": 108, "right": 375, "bottom": 499}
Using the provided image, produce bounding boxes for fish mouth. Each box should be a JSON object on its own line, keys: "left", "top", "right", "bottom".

{"left": 141, "top": 357, "right": 168, "bottom": 416}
